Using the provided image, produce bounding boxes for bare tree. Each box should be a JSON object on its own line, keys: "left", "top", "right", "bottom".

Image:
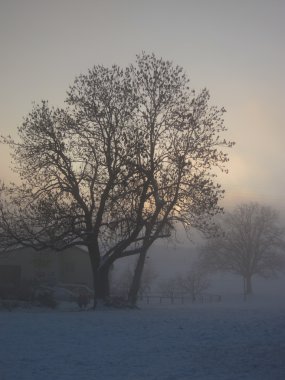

{"left": 158, "top": 277, "right": 180, "bottom": 297}
{"left": 200, "top": 203, "right": 285, "bottom": 296}
{"left": 176, "top": 266, "right": 210, "bottom": 302}
{"left": 158, "top": 263, "right": 210, "bottom": 301}
{"left": 0, "top": 53, "right": 233, "bottom": 307}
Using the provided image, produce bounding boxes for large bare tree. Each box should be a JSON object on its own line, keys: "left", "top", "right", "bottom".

{"left": 0, "top": 53, "right": 233, "bottom": 307}
{"left": 200, "top": 203, "right": 285, "bottom": 295}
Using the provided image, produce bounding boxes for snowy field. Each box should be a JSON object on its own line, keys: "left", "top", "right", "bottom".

{"left": 1, "top": 297, "right": 285, "bottom": 380}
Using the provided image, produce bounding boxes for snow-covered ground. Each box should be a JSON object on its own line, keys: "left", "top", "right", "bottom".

{"left": 1, "top": 297, "right": 285, "bottom": 380}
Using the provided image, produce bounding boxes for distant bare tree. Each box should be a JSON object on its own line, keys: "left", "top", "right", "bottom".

{"left": 158, "top": 277, "right": 180, "bottom": 297}
{"left": 158, "top": 262, "right": 210, "bottom": 301}
{"left": 200, "top": 203, "right": 285, "bottom": 295}
{"left": 176, "top": 266, "right": 210, "bottom": 301}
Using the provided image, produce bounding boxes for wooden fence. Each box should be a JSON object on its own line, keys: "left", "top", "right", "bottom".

{"left": 138, "top": 293, "right": 222, "bottom": 305}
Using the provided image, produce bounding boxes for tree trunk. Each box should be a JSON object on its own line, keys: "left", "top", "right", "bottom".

{"left": 87, "top": 243, "right": 101, "bottom": 309}
{"left": 243, "top": 275, "right": 253, "bottom": 298}
{"left": 90, "top": 266, "right": 99, "bottom": 309}
{"left": 245, "top": 275, "right": 252, "bottom": 294}
{"left": 89, "top": 262, "right": 113, "bottom": 308}
{"left": 128, "top": 249, "right": 147, "bottom": 307}
{"left": 96, "top": 265, "right": 111, "bottom": 300}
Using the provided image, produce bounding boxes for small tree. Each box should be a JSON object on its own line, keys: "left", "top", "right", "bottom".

{"left": 176, "top": 266, "right": 210, "bottom": 302}
{"left": 200, "top": 203, "right": 285, "bottom": 296}
{"left": 158, "top": 263, "right": 210, "bottom": 301}
{"left": 158, "top": 277, "right": 180, "bottom": 297}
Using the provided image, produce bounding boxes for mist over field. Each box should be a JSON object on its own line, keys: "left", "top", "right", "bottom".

{"left": 107, "top": 239, "right": 285, "bottom": 302}
{"left": 1, "top": 1, "right": 285, "bottom": 379}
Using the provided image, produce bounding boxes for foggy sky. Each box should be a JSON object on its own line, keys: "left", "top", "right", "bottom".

{"left": 0, "top": 0, "right": 284, "bottom": 214}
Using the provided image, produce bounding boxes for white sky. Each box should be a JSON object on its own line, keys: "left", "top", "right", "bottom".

{"left": 0, "top": 0, "right": 284, "bottom": 213}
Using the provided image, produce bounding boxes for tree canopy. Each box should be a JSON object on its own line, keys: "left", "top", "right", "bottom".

{"left": 0, "top": 53, "right": 233, "bottom": 305}
{"left": 200, "top": 203, "right": 285, "bottom": 295}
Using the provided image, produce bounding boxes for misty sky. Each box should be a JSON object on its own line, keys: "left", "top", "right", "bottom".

{"left": 0, "top": 0, "right": 284, "bottom": 214}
